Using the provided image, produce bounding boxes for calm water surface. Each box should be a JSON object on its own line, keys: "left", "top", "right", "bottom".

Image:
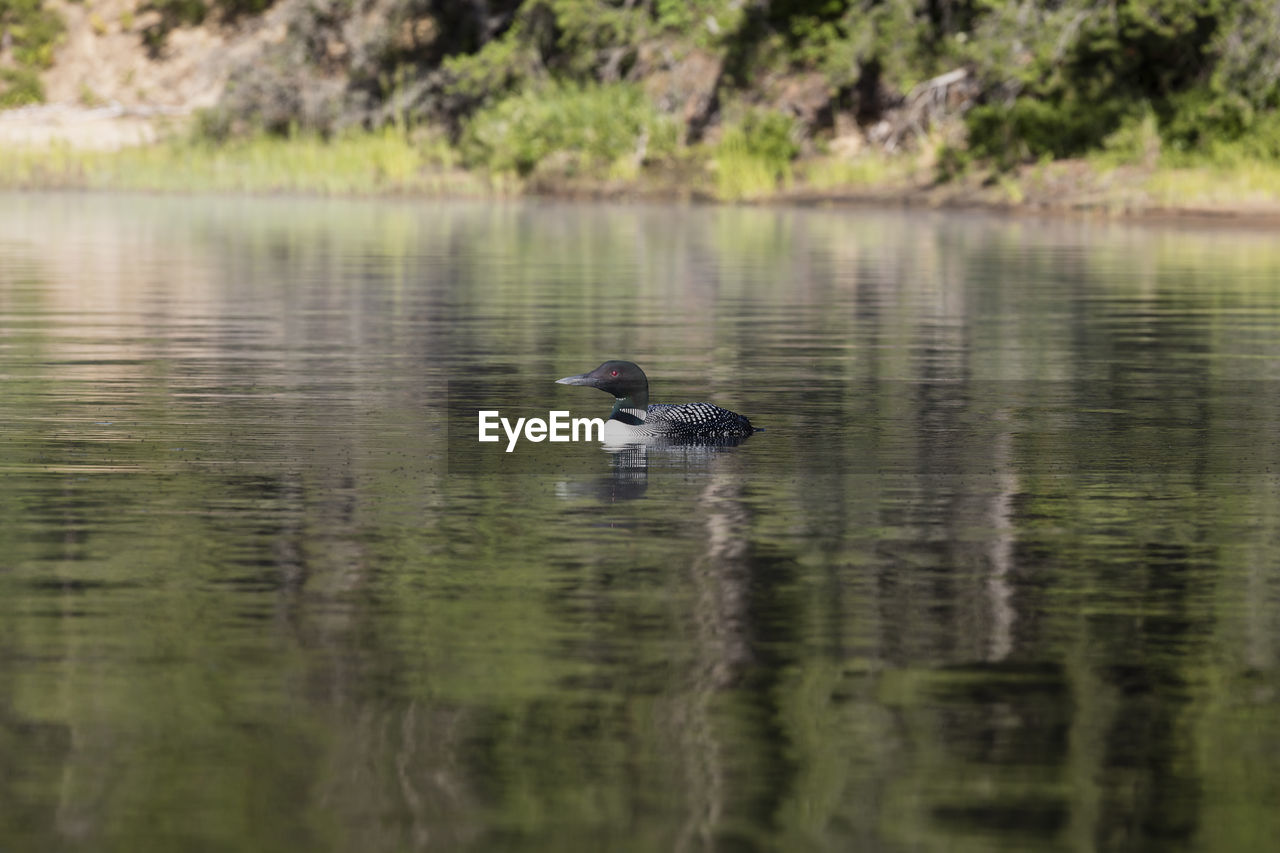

{"left": 2, "top": 193, "right": 1280, "bottom": 851}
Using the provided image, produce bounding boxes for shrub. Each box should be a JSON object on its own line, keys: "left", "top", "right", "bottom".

{"left": 0, "top": 0, "right": 65, "bottom": 70}
{"left": 966, "top": 98, "right": 1135, "bottom": 168}
{"left": 712, "top": 110, "right": 800, "bottom": 199}
{"left": 460, "top": 83, "right": 676, "bottom": 177}
{"left": 0, "top": 68, "right": 44, "bottom": 107}
{"left": 1098, "top": 107, "right": 1162, "bottom": 167}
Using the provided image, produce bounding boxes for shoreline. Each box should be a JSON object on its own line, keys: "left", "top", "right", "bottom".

{"left": 8, "top": 168, "right": 1280, "bottom": 229}
{"left": 3, "top": 115, "right": 1280, "bottom": 226}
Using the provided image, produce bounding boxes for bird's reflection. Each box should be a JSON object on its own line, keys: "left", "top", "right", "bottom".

{"left": 553, "top": 433, "right": 759, "bottom": 844}
{"left": 555, "top": 436, "right": 754, "bottom": 503}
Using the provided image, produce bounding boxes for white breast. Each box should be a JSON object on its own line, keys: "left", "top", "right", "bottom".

{"left": 601, "top": 417, "right": 650, "bottom": 448}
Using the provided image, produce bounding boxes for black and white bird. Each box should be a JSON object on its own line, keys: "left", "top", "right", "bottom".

{"left": 555, "top": 360, "right": 756, "bottom": 443}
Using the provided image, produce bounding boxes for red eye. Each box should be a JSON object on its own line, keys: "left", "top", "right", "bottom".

{"left": 611, "top": 370, "right": 618, "bottom": 377}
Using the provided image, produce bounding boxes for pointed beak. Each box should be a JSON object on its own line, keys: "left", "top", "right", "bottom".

{"left": 555, "top": 373, "right": 596, "bottom": 386}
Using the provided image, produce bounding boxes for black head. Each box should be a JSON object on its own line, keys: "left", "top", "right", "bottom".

{"left": 555, "top": 360, "right": 649, "bottom": 409}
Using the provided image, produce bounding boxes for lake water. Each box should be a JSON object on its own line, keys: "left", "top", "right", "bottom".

{"left": 2, "top": 192, "right": 1279, "bottom": 851}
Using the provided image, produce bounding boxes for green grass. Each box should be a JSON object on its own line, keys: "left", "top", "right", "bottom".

{"left": 710, "top": 111, "right": 799, "bottom": 201}
{"left": 1143, "top": 161, "right": 1280, "bottom": 209}
{"left": 6, "top": 116, "right": 1280, "bottom": 217}
{"left": 0, "top": 128, "right": 493, "bottom": 196}
{"left": 713, "top": 143, "right": 788, "bottom": 201}
{"left": 801, "top": 151, "right": 920, "bottom": 192}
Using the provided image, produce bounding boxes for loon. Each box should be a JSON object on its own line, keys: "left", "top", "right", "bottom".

{"left": 555, "top": 360, "right": 755, "bottom": 442}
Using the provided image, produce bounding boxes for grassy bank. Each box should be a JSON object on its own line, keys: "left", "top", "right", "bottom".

{"left": 0, "top": 128, "right": 494, "bottom": 196}
{"left": 0, "top": 101, "right": 926, "bottom": 203}
{"left": 8, "top": 1, "right": 1280, "bottom": 219}
{"left": 5, "top": 123, "right": 1280, "bottom": 221}
{"left": 7, "top": 133, "right": 1280, "bottom": 222}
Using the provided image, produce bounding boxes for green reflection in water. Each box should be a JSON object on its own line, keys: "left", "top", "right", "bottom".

{"left": 1, "top": 193, "right": 1280, "bottom": 851}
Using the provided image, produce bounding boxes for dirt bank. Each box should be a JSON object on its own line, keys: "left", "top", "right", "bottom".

{"left": 0, "top": 0, "right": 293, "bottom": 149}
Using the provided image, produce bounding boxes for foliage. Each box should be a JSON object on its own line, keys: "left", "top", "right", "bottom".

{"left": 1210, "top": 0, "right": 1280, "bottom": 110}
{"left": 144, "top": 0, "right": 277, "bottom": 24}
{"left": 966, "top": 99, "right": 1134, "bottom": 167}
{"left": 1096, "top": 106, "right": 1162, "bottom": 168}
{"left": 960, "top": 0, "right": 1280, "bottom": 167}
{"left": 8, "top": 0, "right": 1280, "bottom": 187}
{"left": 0, "top": 0, "right": 60, "bottom": 106}
{"left": 0, "top": 128, "right": 480, "bottom": 195}
{"left": 1163, "top": 103, "right": 1280, "bottom": 166}
{"left": 732, "top": 0, "right": 935, "bottom": 91}
{"left": 0, "top": 67, "right": 42, "bottom": 107}
{"left": 459, "top": 82, "right": 677, "bottom": 178}
{"left": 712, "top": 110, "right": 799, "bottom": 200}
{"left": 146, "top": 0, "right": 208, "bottom": 28}
{"left": 441, "top": 17, "right": 541, "bottom": 105}
{"left": 0, "top": 0, "right": 65, "bottom": 72}
{"left": 141, "top": 0, "right": 277, "bottom": 54}
{"left": 162, "top": 0, "right": 1280, "bottom": 177}
{"left": 442, "top": 0, "right": 734, "bottom": 111}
